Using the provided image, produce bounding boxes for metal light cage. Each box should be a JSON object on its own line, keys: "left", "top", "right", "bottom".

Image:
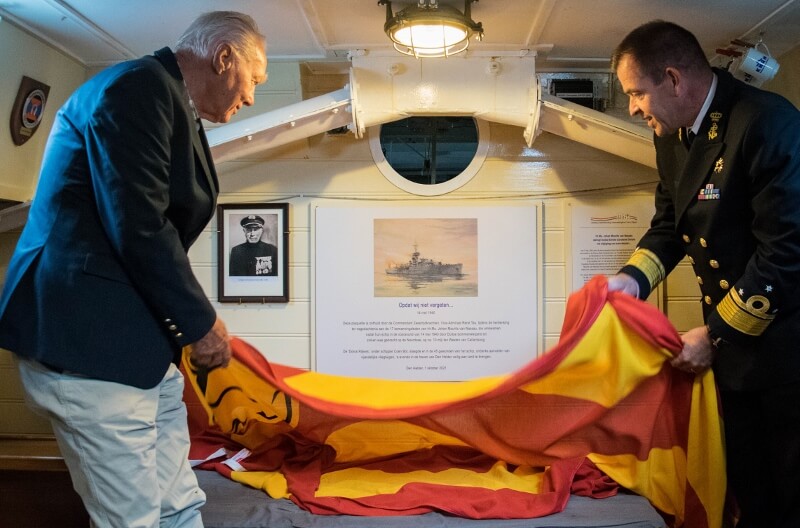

{"left": 379, "top": 0, "right": 484, "bottom": 58}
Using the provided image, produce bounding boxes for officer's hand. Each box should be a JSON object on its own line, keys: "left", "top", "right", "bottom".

{"left": 672, "top": 325, "right": 716, "bottom": 375}
{"left": 190, "top": 317, "right": 232, "bottom": 369}
{"left": 607, "top": 273, "right": 640, "bottom": 298}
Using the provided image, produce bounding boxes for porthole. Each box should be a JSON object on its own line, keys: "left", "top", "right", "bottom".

{"left": 369, "top": 116, "right": 489, "bottom": 196}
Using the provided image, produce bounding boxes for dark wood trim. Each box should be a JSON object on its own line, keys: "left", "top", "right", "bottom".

{"left": 0, "top": 436, "right": 67, "bottom": 471}
{"left": 0, "top": 436, "right": 88, "bottom": 526}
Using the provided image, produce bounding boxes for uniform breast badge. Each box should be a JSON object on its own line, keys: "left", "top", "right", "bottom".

{"left": 698, "top": 183, "right": 720, "bottom": 200}
{"left": 714, "top": 157, "right": 724, "bottom": 173}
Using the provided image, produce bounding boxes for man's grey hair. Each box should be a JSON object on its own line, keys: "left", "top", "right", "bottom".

{"left": 175, "top": 11, "right": 265, "bottom": 62}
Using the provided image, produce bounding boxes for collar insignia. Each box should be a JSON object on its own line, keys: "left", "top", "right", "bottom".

{"left": 708, "top": 112, "right": 722, "bottom": 140}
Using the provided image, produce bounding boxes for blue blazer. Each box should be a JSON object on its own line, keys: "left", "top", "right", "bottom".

{"left": 0, "top": 48, "right": 218, "bottom": 388}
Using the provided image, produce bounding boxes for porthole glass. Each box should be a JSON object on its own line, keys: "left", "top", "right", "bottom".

{"left": 370, "top": 117, "right": 489, "bottom": 196}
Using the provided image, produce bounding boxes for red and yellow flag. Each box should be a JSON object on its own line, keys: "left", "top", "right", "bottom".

{"left": 183, "top": 276, "right": 724, "bottom": 527}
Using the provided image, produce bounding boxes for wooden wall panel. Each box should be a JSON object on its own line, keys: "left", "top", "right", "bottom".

{"left": 666, "top": 300, "right": 704, "bottom": 333}
{"left": 666, "top": 261, "right": 703, "bottom": 297}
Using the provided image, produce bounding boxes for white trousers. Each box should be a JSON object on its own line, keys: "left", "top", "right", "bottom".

{"left": 16, "top": 359, "right": 205, "bottom": 528}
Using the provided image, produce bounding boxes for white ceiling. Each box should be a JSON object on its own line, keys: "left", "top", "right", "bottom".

{"left": 1, "top": 0, "right": 799, "bottom": 71}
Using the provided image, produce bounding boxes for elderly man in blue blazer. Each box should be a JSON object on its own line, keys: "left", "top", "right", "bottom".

{"left": 0, "top": 11, "right": 267, "bottom": 527}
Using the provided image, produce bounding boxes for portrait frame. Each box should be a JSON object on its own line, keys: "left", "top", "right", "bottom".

{"left": 217, "top": 203, "right": 289, "bottom": 303}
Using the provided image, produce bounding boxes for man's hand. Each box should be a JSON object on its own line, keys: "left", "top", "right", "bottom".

{"left": 607, "top": 273, "right": 640, "bottom": 298}
{"left": 190, "top": 317, "right": 232, "bottom": 369}
{"left": 672, "top": 325, "right": 716, "bottom": 374}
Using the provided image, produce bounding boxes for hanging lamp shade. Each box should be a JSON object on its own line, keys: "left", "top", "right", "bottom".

{"left": 380, "top": 0, "right": 484, "bottom": 58}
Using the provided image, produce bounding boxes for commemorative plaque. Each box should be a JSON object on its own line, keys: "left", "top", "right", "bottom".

{"left": 10, "top": 76, "right": 50, "bottom": 146}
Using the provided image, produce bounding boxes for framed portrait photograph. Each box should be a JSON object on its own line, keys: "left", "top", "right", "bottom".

{"left": 217, "top": 203, "right": 289, "bottom": 303}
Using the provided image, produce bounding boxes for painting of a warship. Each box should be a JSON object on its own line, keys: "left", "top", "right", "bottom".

{"left": 386, "top": 243, "right": 463, "bottom": 277}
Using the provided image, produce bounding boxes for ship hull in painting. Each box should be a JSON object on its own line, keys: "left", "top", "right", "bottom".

{"left": 386, "top": 245, "right": 463, "bottom": 278}
{"left": 386, "top": 262, "right": 463, "bottom": 277}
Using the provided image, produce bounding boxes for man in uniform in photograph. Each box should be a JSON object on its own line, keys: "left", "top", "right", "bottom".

{"left": 229, "top": 215, "right": 278, "bottom": 276}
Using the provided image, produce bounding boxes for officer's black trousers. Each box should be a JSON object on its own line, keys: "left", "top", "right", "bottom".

{"left": 720, "top": 380, "right": 800, "bottom": 528}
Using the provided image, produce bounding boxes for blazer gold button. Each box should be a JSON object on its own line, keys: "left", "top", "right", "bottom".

{"left": 176, "top": 332, "right": 183, "bottom": 338}
{"left": 700, "top": 238, "right": 707, "bottom": 247}
{"left": 168, "top": 324, "right": 177, "bottom": 331}
{"left": 697, "top": 276, "right": 703, "bottom": 285}
{"left": 710, "top": 260, "right": 720, "bottom": 268}
{"left": 682, "top": 234, "right": 691, "bottom": 243}
{"left": 704, "top": 296, "right": 712, "bottom": 305}
{"left": 719, "top": 280, "right": 730, "bottom": 289}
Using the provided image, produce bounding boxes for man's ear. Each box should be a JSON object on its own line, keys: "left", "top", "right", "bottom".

{"left": 212, "top": 43, "right": 234, "bottom": 75}
{"left": 664, "top": 67, "right": 682, "bottom": 95}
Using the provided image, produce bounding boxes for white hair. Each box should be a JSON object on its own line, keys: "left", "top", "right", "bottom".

{"left": 175, "top": 11, "right": 265, "bottom": 62}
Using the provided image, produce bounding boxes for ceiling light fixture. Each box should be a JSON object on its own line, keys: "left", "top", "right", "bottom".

{"left": 378, "top": 0, "right": 484, "bottom": 58}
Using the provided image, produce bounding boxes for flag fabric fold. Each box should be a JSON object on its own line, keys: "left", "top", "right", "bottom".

{"left": 183, "top": 275, "right": 724, "bottom": 527}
